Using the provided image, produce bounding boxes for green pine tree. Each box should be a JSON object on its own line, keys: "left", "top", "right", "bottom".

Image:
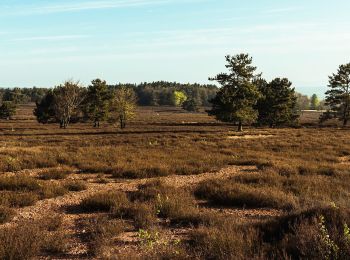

{"left": 83, "top": 79, "right": 111, "bottom": 127}
{"left": 322, "top": 63, "right": 350, "bottom": 126}
{"left": 257, "top": 78, "right": 299, "bottom": 127}
{"left": 207, "top": 54, "right": 261, "bottom": 131}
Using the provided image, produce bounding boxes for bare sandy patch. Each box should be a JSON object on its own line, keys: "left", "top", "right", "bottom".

{"left": 228, "top": 134, "right": 274, "bottom": 140}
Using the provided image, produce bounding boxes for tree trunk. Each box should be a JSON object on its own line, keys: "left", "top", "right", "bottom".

{"left": 237, "top": 121, "right": 243, "bottom": 132}
{"left": 344, "top": 118, "right": 348, "bottom": 126}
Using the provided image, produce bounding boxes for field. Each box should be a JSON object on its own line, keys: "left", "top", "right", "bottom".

{"left": 0, "top": 104, "right": 350, "bottom": 259}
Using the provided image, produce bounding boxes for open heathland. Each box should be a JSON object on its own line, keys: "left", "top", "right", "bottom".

{"left": 0, "top": 104, "right": 349, "bottom": 259}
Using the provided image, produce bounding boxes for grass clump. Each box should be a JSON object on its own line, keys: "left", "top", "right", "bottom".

{"left": 0, "top": 216, "right": 69, "bottom": 259}
{"left": 64, "top": 180, "right": 87, "bottom": 191}
{"left": 85, "top": 216, "right": 127, "bottom": 256}
{"left": 0, "top": 206, "right": 15, "bottom": 224}
{"left": 190, "top": 219, "right": 262, "bottom": 260}
{"left": 39, "top": 167, "right": 72, "bottom": 180}
{"left": 132, "top": 180, "right": 203, "bottom": 226}
{"left": 81, "top": 191, "right": 129, "bottom": 212}
{"left": 195, "top": 179, "right": 298, "bottom": 211}
{"left": 0, "top": 175, "right": 40, "bottom": 192}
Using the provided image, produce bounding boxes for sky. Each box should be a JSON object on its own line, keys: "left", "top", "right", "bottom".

{"left": 0, "top": 0, "right": 349, "bottom": 97}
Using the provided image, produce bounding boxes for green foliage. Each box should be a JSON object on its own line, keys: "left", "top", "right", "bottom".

{"left": 110, "top": 87, "right": 137, "bottom": 129}
{"left": 172, "top": 90, "right": 187, "bottom": 106}
{"left": 322, "top": 63, "right": 350, "bottom": 126}
{"left": 318, "top": 215, "right": 339, "bottom": 259}
{"left": 207, "top": 53, "right": 261, "bottom": 131}
{"left": 182, "top": 98, "right": 199, "bottom": 112}
{"left": 257, "top": 78, "right": 299, "bottom": 127}
{"left": 0, "top": 101, "right": 16, "bottom": 120}
{"left": 34, "top": 81, "right": 85, "bottom": 128}
{"left": 33, "top": 90, "right": 56, "bottom": 123}
{"left": 83, "top": 79, "right": 110, "bottom": 127}
{"left": 134, "top": 81, "right": 217, "bottom": 106}
{"left": 310, "top": 94, "right": 320, "bottom": 110}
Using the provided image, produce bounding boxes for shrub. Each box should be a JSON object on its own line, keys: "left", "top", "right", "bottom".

{"left": 191, "top": 219, "right": 262, "bottom": 260}
{"left": 122, "top": 203, "right": 157, "bottom": 229}
{"left": 39, "top": 167, "right": 71, "bottom": 180}
{"left": 64, "top": 180, "right": 87, "bottom": 191}
{"left": 195, "top": 179, "right": 298, "bottom": 210}
{"left": 85, "top": 216, "right": 126, "bottom": 256}
{"left": 0, "top": 176, "right": 40, "bottom": 192}
{"left": 0, "top": 206, "right": 15, "bottom": 224}
{"left": 81, "top": 191, "right": 129, "bottom": 212}
{"left": 0, "top": 221, "right": 44, "bottom": 260}
{"left": 0, "top": 191, "right": 38, "bottom": 208}
{"left": 39, "top": 183, "right": 68, "bottom": 199}
{"left": 260, "top": 207, "right": 350, "bottom": 259}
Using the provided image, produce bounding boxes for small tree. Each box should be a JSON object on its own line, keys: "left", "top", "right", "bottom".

{"left": 33, "top": 90, "right": 56, "bottom": 123}
{"left": 53, "top": 80, "right": 85, "bottom": 128}
{"left": 310, "top": 94, "right": 320, "bottom": 110}
{"left": 0, "top": 101, "right": 16, "bottom": 120}
{"left": 257, "top": 78, "right": 299, "bottom": 127}
{"left": 182, "top": 98, "right": 199, "bottom": 112}
{"left": 83, "top": 79, "right": 111, "bottom": 127}
{"left": 322, "top": 63, "right": 350, "bottom": 126}
{"left": 207, "top": 54, "right": 261, "bottom": 131}
{"left": 172, "top": 91, "right": 187, "bottom": 106}
{"left": 110, "top": 87, "right": 137, "bottom": 129}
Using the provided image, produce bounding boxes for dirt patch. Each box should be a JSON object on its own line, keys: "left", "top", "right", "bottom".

{"left": 228, "top": 134, "right": 274, "bottom": 140}
{"left": 0, "top": 165, "right": 264, "bottom": 259}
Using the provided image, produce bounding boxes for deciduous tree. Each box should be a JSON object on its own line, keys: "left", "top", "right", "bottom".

{"left": 110, "top": 87, "right": 137, "bottom": 129}
{"left": 53, "top": 80, "right": 85, "bottom": 128}
{"left": 310, "top": 94, "right": 320, "bottom": 110}
{"left": 0, "top": 101, "right": 16, "bottom": 120}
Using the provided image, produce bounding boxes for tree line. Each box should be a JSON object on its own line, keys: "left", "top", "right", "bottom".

{"left": 207, "top": 53, "right": 350, "bottom": 131}
{"left": 207, "top": 54, "right": 299, "bottom": 131}
{"left": 34, "top": 79, "right": 137, "bottom": 129}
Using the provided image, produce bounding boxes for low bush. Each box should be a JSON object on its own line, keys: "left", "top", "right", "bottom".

{"left": 85, "top": 216, "right": 126, "bottom": 256}
{"left": 0, "top": 191, "right": 38, "bottom": 208}
{"left": 0, "top": 206, "right": 15, "bottom": 224}
{"left": 0, "top": 175, "right": 40, "bottom": 192}
{"left": 39, "top": 167, "right": 72, "bottom": 180}
{"left": 191, "top": 219, "right": 262, "bottom": 260}
{"left": 64, "top": 180, "right": 87, "bottom": 191}
{"left": 121, "top": 203, "right": 157, "bottom": 229}
{"left": 195, "top": 179, "right": 298, "bottom": 210}
{"left": 0, "top": 216, "right": 69, "bottom": 259}
{"left": 260, "top": 207, "right": 350, "bottom": 259}
{"left": 81, "top": 191, "right": 129, "bottom": 212}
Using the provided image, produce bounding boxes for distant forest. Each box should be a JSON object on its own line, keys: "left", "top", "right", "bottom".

{"left": 0, "top": 81, "right": 322, "bottom": 110}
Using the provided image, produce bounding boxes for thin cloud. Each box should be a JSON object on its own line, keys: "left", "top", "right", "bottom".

{"left": 263, "top": 7, "right": 301, "bottom": 14}
{"left": 3, "top": 0, "right": 192, "bottom": 16}
{"left": 12, "top": 35, "right": 90, "bottom": 42}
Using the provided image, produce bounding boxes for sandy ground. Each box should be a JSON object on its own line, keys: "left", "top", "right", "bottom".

{"left": 1, "top": 165, "right": 284, "bottom": 259}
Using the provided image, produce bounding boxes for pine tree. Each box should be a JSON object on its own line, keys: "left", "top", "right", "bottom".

{"left": 83, "top": 79, "right": 110, "bottom": 127}
{"left": 33, "top": 90, "right": 56, "bottom": 123}
{"left": 322, "top": 63, "right": 350, "bottom": 126}
{"left": 257, "top": 78, "right": 299, "bottom": 127}
{"left": 207, "top": 54, "right": 261, "bottom": 131}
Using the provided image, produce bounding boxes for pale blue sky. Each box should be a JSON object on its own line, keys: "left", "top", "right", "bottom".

{"left": 0, "top": 0, "right": 349, "bottom": 96}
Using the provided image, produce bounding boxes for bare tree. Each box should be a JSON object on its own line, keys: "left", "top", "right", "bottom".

{"left": 110, "top": 87, "right": 137, "bottom": 129}
{"left": 53, "top": 80, "right": 85, "bottom": 128}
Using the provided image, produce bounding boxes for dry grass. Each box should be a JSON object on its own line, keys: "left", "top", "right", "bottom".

{"left": 0, "top": 105, "right": 350, "bottom": 259}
